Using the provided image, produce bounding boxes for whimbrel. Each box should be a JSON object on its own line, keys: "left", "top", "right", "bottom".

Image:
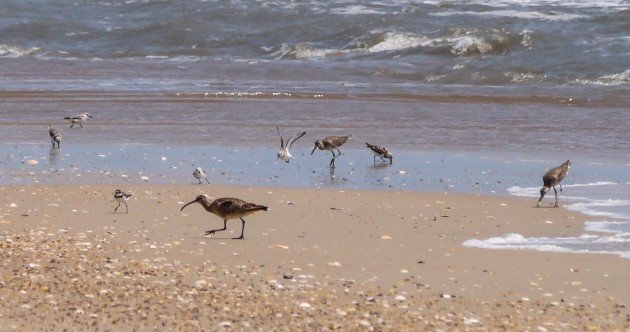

{"left": 114, "top": 189, "right": 132, "bottom": 213}
{"left": 180, "top": 195, "right": 268, "bottom": 239}
{"left": 48, "top": 124, "right": 62, "bottom": 148}
{"left": 366, "top": 142, "right": 392, "bottom": 164}
{"left": 64, "top": 112, "right": 93, "bottom": 128}
{"left": 537, "top": 160, "right": 571, "bottom": 207}
{"left": 193, "top": 167, "right": 210, "bottom": 184}
{"left": 276, "top": 126, "right": 306, "bottom": 163}
{"left": 311, "top": 135, "right": 352, "bottom": 168}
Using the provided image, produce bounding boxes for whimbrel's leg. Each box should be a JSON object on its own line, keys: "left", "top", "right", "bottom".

{"left": 205, "top": 219, "right": 227, "bottom": 235}
{"left": 114, "top": 202, "right": 120, "bottom": 212}
{"left": 336, "top": 148, "right": 342, "bottom": 155}
{"left": 233, "top": 218, "right": 246, "bottom": 240}
{"left": 373, "top": 155, "right": 377, "bottom": 164}
{"left": 553, "top": 186, "right": 559, "bottom": 207}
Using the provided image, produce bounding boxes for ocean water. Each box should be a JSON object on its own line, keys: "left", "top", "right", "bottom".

{"left": 0, "top": 0, "right": 628, "bottom": 258}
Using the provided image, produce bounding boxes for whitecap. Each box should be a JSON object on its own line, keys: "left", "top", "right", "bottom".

{"left": 432, "top": 10, "right": 587, "bottom": 21}
{"left": 0, "top": 44, "right": 40, "bottom": 58}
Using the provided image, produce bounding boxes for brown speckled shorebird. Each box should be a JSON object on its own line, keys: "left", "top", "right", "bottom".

{"left": 311, "top": 135, "right": 352, "bottom": 168}
{"left": 537, "top": 160, "right": 571, "bottom": 207}
{"left": 366, "top": 142, "right": 392, "bottom": 164}
{"left": 48, "top": 124, "right": 62, "bottom": 148}
{"left": 180, "top": 195, "right": 268, "bottom": 239}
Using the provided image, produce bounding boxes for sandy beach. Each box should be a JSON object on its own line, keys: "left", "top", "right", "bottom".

{"left": 0, "top": 183, "right": 627, "bottom": 330}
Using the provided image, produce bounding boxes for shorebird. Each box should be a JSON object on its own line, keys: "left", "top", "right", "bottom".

{"left": 276, "top": 126, "right": 306, "bottom": 163}
{"left": 180, "top": 195, "right": 268, "bottom": 239}
{"left": 193, "top": 167, "right": 210, "bottom": 184}
{"left": 311, "top": 135, "right": 352, "bottom": 168}
{"left": 48, "top": 124, "right": 62, "bottom": 148}
{"left": 537, "top": 160, "right": 571, "bottom": 207}
{"left": 366, "top": 142, "right": 392, "bottom": 164}
{"left": 64, "top": 112, "right": 93, "bottom": 128}
{"left": 114, "top": 189, "right": 132, "bottom": 213}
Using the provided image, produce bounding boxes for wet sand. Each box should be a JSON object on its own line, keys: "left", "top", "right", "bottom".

{"left": 0, "top": 184, "right": 627, "bottom": 330}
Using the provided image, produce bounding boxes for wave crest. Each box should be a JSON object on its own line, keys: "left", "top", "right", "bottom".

{"left": 0, "top": 44, "right": 41, "bottom": 58}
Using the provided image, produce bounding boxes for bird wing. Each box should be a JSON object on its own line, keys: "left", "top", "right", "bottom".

{"left": 287, "top": 131, "right": 306, "bottom": 149}
{"left": 277, "top": 127, "right": 285, "bottom": 148}
{"left": 366, "top": 143, "right": 386, "bottom": 154}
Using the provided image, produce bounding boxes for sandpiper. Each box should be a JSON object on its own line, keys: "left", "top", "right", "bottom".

{"left": 276, "top": 126, "right": 306, "bottom": 163}
{"left": 311, "top": 135, "right": 352, "bottom": 168}
{"left": 537, "top": 160, "right": 571, "bottom": 207}
{"left": 64, "top": 112, "right": 93, "bottom": 128}
{"left": 114, "top": 189, "right": 132, "bottom": 213}
{"left": 193, "top": 167, "right": 210, "bottom": 184}
{"left": 180, "top": 195, "right": 268, "bottom": 239}
{"left": 48, "top": 124, "right": 62, "bottom": 148}
{"left": 366, "top": 142, "right": 392, "bottom": 164}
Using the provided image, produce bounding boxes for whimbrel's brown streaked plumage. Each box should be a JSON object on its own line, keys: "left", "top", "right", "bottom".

{"left": 311, "top": 135, "right": 352, "bottom": 168}
{"left": 366, "top": 142, "right": 392, "bottom": 164}
{"left": 537, "top": 160, "right": 571, "bottom": 207}
{"left": 48, "top": 124, "right": 62, "bottom": 148}
{"left": 180, "top": 195, "right": 268, "bottom": 239}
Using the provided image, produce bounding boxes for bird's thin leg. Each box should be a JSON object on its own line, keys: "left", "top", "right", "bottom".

{"left": 205, "top": 220, "right": 227, "bottom": 235}
{"left": 70, "top": 122, "right": 74, "bottom": 128}
{"left": 124, "top": 202, "right": 128, "bottom": 214}
{"left": 79, "top": 122, "right": 83, "bottom": 128}
{"left": 336, "top": 148, "right": 342, "bottom": 156}
{"left": 205, "top": 178, "right": 210, "bottom": 184}
{"left": 373, "top": 155, "right": 376, "bottom": 164}
{"left": 233, "top": 218, "right": 246, "bottom": 240}
{"left": 114, "top": 202, "right": 120, "bottom": 212}
{"left": 198, "top": 179, "right": 202, "bottom": 184}
{"left": 553, "top": 187, "right": 559, "bottom": 207}
{"left": 559, "top": 184, "right": 563, "bottom": 192}
{"left": 537, "top": 191, "right": 545, "bottom": 207}
{"left": 330, "top": 150, "right": 336, "bottom": 158}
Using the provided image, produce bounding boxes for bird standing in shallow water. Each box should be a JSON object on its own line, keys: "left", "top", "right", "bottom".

{"left": 114, "top": 189, "right": 132, "bottom": 213}
{"left": 366, "top": 142, "right": 392, "bottom": 164}
{"left": 64, "top": 112, "right": 93, "bottom": 128}
{"left": 537, "top": 160, "right": 571, "bottom": 207}
{"left": 276, "top": 127, "right": 306, "bottom": 163}
{"left": 48, "top": 124, "right": 62, "bottom": 148}
{"left": 193, "top": 167, "right": 210, "bottom": 184}
{"left": 311, "top": 135, "right": 352, "bottom": 168}
{"left": 180, "top": 195, "right": 268, "bottom": 239}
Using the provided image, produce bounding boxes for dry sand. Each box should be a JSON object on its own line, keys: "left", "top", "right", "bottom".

{"left": 0, "top": 184, "right": 628, "bottom": 330}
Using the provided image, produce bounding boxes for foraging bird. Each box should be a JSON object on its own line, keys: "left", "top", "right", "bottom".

{"left": 193, "top": 167, "right": 210, "bottom": 184}
{"left": 180, "top": 195, "right": 268, "bottom": 239}
{"left": 537, "top": 160, "right": 571, "bottom": 207}
{"left": 48, "top": 124, "right": 62, "bottom": 148}
{"left": 114, "top": 189, "right": 132, "bottom": 213}
{"left": 311, "top": 135, "right": 352, "bottom": 168}
{"left": 276, "top": 126, "right": 306, "bottom": 163}
{"left": 64, "top": 112, "right": 93, "bottom": 128}
{"left": 366, "top": 142, "right": 392, "bottom": 164}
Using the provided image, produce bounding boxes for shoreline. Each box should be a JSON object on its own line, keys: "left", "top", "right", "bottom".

{"left": 1, "top": 183, "right": 627, "bottom": 329}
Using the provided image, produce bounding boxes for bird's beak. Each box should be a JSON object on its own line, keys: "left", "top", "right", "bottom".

{"left": 285, "top": 160, "right": 290, "bottom": 163}
{"left": 310, "top": 145, "right": 317, "bottom": 155}
{"left": 88, "top": 115, "right": 93, "bottom": 118}
{"left": 180, "top": 200, "right": 196, "bottom": 211}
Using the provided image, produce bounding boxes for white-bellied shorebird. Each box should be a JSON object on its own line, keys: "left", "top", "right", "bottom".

{"left": 64, "top": 112, "right": 93, "bottom": 128}
{"left": 180, "top": 195, "right": 268, "bottom": 239}
{"left": 311, "top": 135, "right": 352, "bottom": 168}
{"left": 276, "top": 126, "right": 306, "bottom": 163}
{"left": 537, "top": 160, "right": 571, "bottom": 207}
{"left": 48, "top": 124, "right": 62, "bottom": 148}
{"left": 366, "top": 142, "right": 392, "bottom": 164}
{"left": 114, "top": 189, "right": 132, "bottom": 213}
{"left": 193, "top": 167, "right": 210, "bottom": 184}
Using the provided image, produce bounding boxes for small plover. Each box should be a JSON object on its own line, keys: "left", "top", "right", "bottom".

{"left": 366, "top": 142, "right": 392, "bottom": 164}
{"left": 181, "top": 195, "right": 268, "bottom": 239}
{"left": 114, "top": 189, "right": 132, "bottom": 213}
{"left": 64, "top": 112, "right": 93, "bottom": 128}
{"left": 537, "top": 160, "right": 571, "bottom": 207}
{"left": 193, "top": 167, "right": 210, "bottom": 184}
{"left": 48, "top": 124, "right": 62, "bottom": 148}
{"left": 311, "top": 135, "right": 352, "bottom": 168}
{"left": 276, "top": 126, "right": 306, "bottom": 163}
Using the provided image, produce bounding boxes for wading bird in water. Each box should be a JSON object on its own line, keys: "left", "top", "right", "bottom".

{"left": 311, "top": 135, "right": 352, "bottom": 168}
{"left": 276, "top": 126, "right": 306, "bottom": 163}
{"left": 180, "top": 195, "right": 268, "bottom": 239}
{"left": 366, "top": 142, "right": 392, "bottom": 164}
{"left": 48, "top": 124, "right": 62, "bottom": 148}
{"left": 64, "top": 112, "right": 93, "bottom": 128}
{"left": 537, "top": 160, "right": 571, "bottom": 207}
